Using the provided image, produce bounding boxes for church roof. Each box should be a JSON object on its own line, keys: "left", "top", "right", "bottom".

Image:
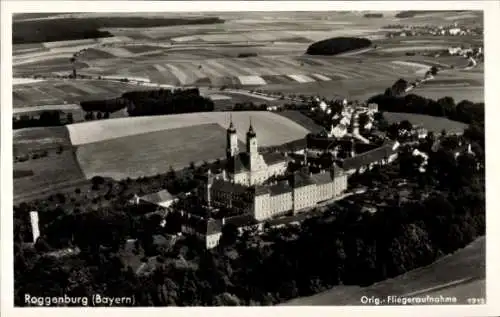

{"left": 140, "top": 189, "right": 175, "bottom": 205}
{"left": 269, "top": 180, "right": 292, "bottom": 195}
{"left": 226, "top": 151, "right": 288, "bottom": 174}
{"left": 339, "top": 141, "right": 397, "bottom": 170}
{"left": 211, "top": 178, "right": 249, "bottom": 194}
{"left": 290, "top": 171, "right": 315, "bottom": 188}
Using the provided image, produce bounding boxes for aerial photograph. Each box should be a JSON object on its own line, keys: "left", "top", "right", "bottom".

{"left": 12, "top": 9, "right": 485, "bottom": 307}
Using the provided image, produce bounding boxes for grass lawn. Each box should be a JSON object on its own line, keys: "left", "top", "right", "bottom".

{"left": 276, "top": 111, "right": 324, "bottom": 133}
{"left": 383, "top": 112, "right": 468, "bottom": 134}
{"left": 75, "top": 123, "right": 235, "bottom": 179}
{"left": 14, "top": 150, "right": 86, "bottom": 203}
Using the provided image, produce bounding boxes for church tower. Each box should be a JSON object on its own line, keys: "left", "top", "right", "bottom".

{"left": 246, "top": 117, "right": 259, "bottom": 172}
{"left": 246, "top": 117, "right": 258, "bottom": 155}
{"left": 226, "top": 114, "right": 239, "bottom": 159}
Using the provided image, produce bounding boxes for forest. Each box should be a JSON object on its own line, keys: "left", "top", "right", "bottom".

{"left": 79, "top": 88, "right": 215, "bottom": 117}
{"left": 306, "top": 37, "right": 372, "bottom": 56}
{"left": 13, "top": 17, "right": 224, "bottom": 44}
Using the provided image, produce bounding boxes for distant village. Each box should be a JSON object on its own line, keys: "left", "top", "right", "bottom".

{"left": 384, "top": 22, "right": 483, "bottom": 37}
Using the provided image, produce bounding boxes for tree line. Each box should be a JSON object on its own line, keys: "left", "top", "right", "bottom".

{"left": 80, "top": 88, "right": 215, "bottom": 117}
{"left": 13, "top": 111, "right": 73, "bottom": 130}
{"left": 368, "top": 94, "right": 484, "bottom": 125}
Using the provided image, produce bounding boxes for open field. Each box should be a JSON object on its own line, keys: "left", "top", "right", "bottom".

{"left": 384, "top": 112, "right": 468, "bottom": 134}
{"left": 13, "top": 126, "right": 86, "bottom": 202}
{"left": 283, "top": 236, "right": 485, "bottom": 305}
{"left": 13, "top": 80, "right": 142, "bottom": 107}
{"left": 14, "top": 151, "right": 86, "bottom": 202}
{"left": 13, "top": 11, "right": 482, "bottom": 101}
{"left": 13, "top": 126, "right": 72, "bottom": 154}
{"left": 276, "top": 111, "right": 324, "bottom": 133}
{"left": 67, "top": 111, "right": 309, "bottom": 146}
{"left": 76, "top": 123, "right": 238, "bottom": 179}
{"left": 411, "top": 84, "right": 483, "bottom": 103}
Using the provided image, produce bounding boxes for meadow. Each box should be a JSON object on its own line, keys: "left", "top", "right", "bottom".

{"left": 76, "top": 123, "right": 233, "bottom": 179}
{"left": 14, "top": 151, "right": 86, "bottom": 203}
{"left": 67, "top": 111, "right": 309, "bottom": 146}
{"left": 384, "top": 112, "right": 468, "bottom": 134}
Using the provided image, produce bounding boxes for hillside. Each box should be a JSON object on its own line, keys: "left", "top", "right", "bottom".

{"left": 284, "top": 237, "right": 485, "bottom": 305}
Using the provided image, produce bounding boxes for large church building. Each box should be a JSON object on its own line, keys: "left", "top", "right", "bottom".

{"left": 197, "top": 117, "right": 348, "bottom": 221}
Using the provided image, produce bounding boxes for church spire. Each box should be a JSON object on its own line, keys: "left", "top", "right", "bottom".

{"left": 228, "top": 113, "right": 236, "bottom": 133}
{"left": 247, "top": 116, "right": 256, "bottom": 137}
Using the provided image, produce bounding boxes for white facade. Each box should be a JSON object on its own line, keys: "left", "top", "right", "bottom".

{"left": 30, "top": 211, "right": 40, "bottom": 243}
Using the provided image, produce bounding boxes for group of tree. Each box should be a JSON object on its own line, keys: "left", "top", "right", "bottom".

{"left": 306, "top": 37, "right": 372, "bottom": 56}
{"left": 13, "top": 17, "right": 224, "bottom": 44}
{"left": 124, "top": 88, "right": 215, "bottom": 116}
{"left": 368, "top": 94, "right": 484, "bottom": 125}
{"left": 80, "top": 98, "right": 130, "bottom": 114}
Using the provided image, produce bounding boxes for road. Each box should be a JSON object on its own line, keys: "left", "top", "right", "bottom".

{"left": 282, "top": 236, "right": 485, "bottom": 305}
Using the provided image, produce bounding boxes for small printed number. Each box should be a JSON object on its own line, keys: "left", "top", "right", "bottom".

{"left": 466, "top": 298, "right": 486, "bottom": 305}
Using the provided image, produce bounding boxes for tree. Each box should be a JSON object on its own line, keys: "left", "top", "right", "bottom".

{"left": 430, "top": 66, "right": 439, "bottom": 75}
{"left": 220, "top": 223, "right": 239, "bottom": 247}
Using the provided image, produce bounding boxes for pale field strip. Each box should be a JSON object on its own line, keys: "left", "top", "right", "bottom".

{"left": 13, "top": 78, "right": 47, "bottom": 85}
{"left": 391, "top": 60, "right": 431, "bottom": 75}
{"left": 443, "top": 13, "right": 479, "bottom": 20}
{"left": 171, "top": 35, "right": 201, "bottom": 42}
{"left": 153, "top": 64, "right": 168, "bottom": 72}
{"left": 13, "top": 104, "right": 81, "bottom": 114}
{"left": 287, "top": 74, "right": 316, "bottom": 83}
{"left": 379, "top": 45, "right": 450, "bottom": 53}
{"left": 97, "top": 36, "right": 133, "bottom": 44}
{"left": 43, "top": 38, "right": 97, "bottom": 48}
{"left": 207, "top": 94, "right": 232, "bottom": 101}
{"left": 102, "top": 75, "right": 151, "bottom": 83}
{"left": 68, "top": 82, "right": 109, "bottom": 95}
{"left": 224, "top": 90, "right": 277, "bottom": 101}
{"left": 133, "top": 49, "right": 166, "bottom": 57}
{"left": 67, "top": 111, "right": 309, "bottom": 146}
{"left": 311, "top": 62, "right": 366, "bottom": 79}
{"left": 13, "top": 52, "right": 74, "bottom": 65}
{"left": 249, "top": 58, "right": 283, "bottom": 76}
{"left": 99, "top": 47, "right": 136, "bottom": 58}
{"left": 182, "top": 63, "right": 206, "bottom": 81}
{"left": 140, "top": 82, "right": 175, "bottom": 89}
{"left": 13, "top": 47, "right": 46, "bottom": 54}
{"left": 238, "top": 75, "right": 267, "bottom": 86}
{"left": 199, "top": 61, "right": 226, "bottom": 78}
{"left": 165, "top": 63, "right": 189, "bottom": 85}
{"left": 47, "top": 44, "right": 101, "bottom": 54}
{"left": 311, "top": 73, "right": 332, "bottom": 81}
{"left": 200, "top": 33, "right": 249, "bottom": 43}
{"left": 350, "top": 61, "right": 416, "bottom": 78}
{"left": 222, "top": 58, "right": 261, "bottom": 76}
{"left": 206, "top": 59, "right": 238, "bottom": 77}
